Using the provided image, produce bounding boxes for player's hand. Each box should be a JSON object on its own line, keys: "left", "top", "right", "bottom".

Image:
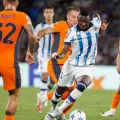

{"left": 93, "top": 14, "right": 100, "bottom": 19}
{"left": 35, "top": 36, "right": 40, "bottom": 42}
{"left": 101, "top": 20, "right": 109, "bottom": 33}
{"left": 25, "top": 52, "right": 35, "bottom": 65}
{"left": 52, "top": 52, "right": 58, "bottom": 59}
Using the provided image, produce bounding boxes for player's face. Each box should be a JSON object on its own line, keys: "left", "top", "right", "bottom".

{"left": 78, "top": 15, "right": 90, "bottom": 31}
{"left": 43, "top": 9, "right": 54, "bottom": 21}
{"left": 67, "top": 10, "right": 80, "bottom": 27}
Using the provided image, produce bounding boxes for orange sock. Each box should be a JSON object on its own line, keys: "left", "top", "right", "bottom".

{"left": 111, "top": 92, "right": 120, "bottom": 109}
{"left": 62, "top": 102, "right": 75, "bottom": 114}
{"left": 4, "top": 115, "right": 14, "bottom": 120}
{"left": 61, "top": 91, "right": 69, "bottom": 100}
{"left": 47, "top": 92, "right": 54, "bottom": 100}
{"left": 47, "top": 91, "right": 70, "bottom": 100}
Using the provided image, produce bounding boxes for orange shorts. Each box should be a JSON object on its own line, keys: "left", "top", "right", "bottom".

{"left": 0, "top": 66, "right": 21, "bottom": 91}
{"left": 48, "top": 60, "right": 63, "bottom": 83}
{"left": 48, "top": 59, "right": 76, "bottom": 91}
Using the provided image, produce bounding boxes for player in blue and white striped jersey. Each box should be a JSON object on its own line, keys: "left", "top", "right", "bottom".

{"left": 64, "top": 14, "right": 101, "bottom": 66}
{"left": 34, "top": 6, "right": 54, "bottom": 113}
{"left": 47, "top": 10, "right": 108, "bottom": 118}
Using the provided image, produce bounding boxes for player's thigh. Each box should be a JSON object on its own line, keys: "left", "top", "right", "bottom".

{"left": 48, "top": 61, "right": 62, "bottom": 83}
{"left": 74, "top": 66, "right": 93, "bottom": 84}
{"left": 68, "top": 81, "right": 77, "bottom": 93}
{"left": 0, "top": 67, "right": 21, "bottom": 91}
{"left": 38, "top": 58, "right": 49, "bottom": 73}
{"left": 58, "top": 68, "right": 75, "bottom": 87}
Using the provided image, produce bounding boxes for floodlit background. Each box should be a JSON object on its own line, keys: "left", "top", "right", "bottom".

{"left": 0, "top": 0, "right": 120, "bottom": 120}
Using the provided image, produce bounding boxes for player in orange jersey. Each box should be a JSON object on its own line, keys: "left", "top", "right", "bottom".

{"left": 37, "top": 7, "right": 80, "bottom": 119}
{"left": 0, "top": 0, "right": 36, "bottom": 120}
{"left": 101, "top": 41, "right": 120, "bottom": 117}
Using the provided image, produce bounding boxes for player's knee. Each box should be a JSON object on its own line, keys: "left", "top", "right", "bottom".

{"left": 42, "top": 72, "right": 49, "bottom": 80}
{"left": 77, "top": 75, "right": 91, "bottom": 87}
{"left": 76, "top": 81, "right": 87, "bottom": 92}
{"left": 5, "top": 110, "right": 14, "bottom": 116}
{"left": 117, "top": 86, "right": 120, "bottom": 94}
{"left": 9, "top": 89, "right": 19, "bottom": 97}
{"left": 56, "top": 86, "right": 67, "bottom": 95}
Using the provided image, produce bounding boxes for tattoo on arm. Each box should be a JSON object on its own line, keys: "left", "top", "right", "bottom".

{"left": 25, "top": 25, "right": 36, "bottom": 54}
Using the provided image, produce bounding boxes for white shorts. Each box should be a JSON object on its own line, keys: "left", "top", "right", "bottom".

{"left": 38, "top": 58, "right": 49, "bottom": 73}
{"left": 58, "top": 61, "right": 94, "bottom": 87}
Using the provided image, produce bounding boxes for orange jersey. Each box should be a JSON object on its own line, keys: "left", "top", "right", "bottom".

{"left": 50, "top": 21, "right": 72, "bottom": 64}
{"left": 0, "top": 10, "right": 32, "bottom": 67}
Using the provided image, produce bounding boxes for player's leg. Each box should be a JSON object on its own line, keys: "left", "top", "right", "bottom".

{"left": 45, "top": 66, "right": 75, "bottom": 119}
{"left": 54, "top": 75, "right": 91, "bottom": 117}
{"left": 57, "top": 82, "right": 76, "bottom": 119}
{"left": 37, "top": 59, "right": 50, "bottom": 112}
{"left": 38, "top": 62, "right": 62, "bottom": 113}
{"left": 1, "top": 67, "right": 21, "bottom": 120}
{"left": 4, "top": 89, "right": 19, "bottom": 120}
{"left": 47, "top": 76, "right": 55, "bottom": 91}
{"left": 38, "top": 59, "right": 49, "bottom": 94}
{"left": 101, "top": 84, "right": 120, "bottom": 116}
{"left": 48, "top": 65, "right": 93, "bottom": 118}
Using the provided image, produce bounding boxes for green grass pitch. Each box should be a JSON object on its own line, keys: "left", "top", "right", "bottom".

{"left": 0, "top": 87, "right": 120, "bottom": 120}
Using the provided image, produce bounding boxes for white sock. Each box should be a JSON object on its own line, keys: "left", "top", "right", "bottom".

{"left": 40, "top": 80, "right": 48, "bottom": 94}
{"left": 59, "top": 88, "right": 83, "bottom": 113}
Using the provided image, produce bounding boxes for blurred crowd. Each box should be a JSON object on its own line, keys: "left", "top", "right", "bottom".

{"left": 0, "top": 0, "right": 120, "bottom": 65}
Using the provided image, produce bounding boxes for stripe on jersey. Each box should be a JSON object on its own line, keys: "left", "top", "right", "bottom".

{"left": 14, "top": 27, "right": 23, "bottom": 67}
{"left": 41, "top": 23, "right": 45, "bottom": 57}
{"left": 52, "top": 58, "right": 61, "bottom": 80}
{"left": 15, "top": 65, "right": 21, "bottom": 88}
{"left": 84, "top": 32, "right": 92, "bottom": 65}
{"left": 48, "top": 34, "right": 51, "bottom": 57}
{"left": 52, "top": 33, "right": 60, "bottom": 53}
{"left": 76, "top": 31, "right": 83, "bottom": 65}
{"left": 90, "top": 33, "right": 98, "bottom": 64}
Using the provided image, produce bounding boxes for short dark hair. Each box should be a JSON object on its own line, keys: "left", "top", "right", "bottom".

{"left": 68, "top": 7, "right": 80, "bottom": 13}
{"left": 43, "top": 6, "right": 54, "bottom": 12}
{"left": 80, "top": 10, "right": 89, "bottom": 16}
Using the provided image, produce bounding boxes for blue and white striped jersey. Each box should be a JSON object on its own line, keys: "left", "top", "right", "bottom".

{"left": 64, "top": 17, "right": 101, "bottom": 66}
{"left": 34, "top": 22, "right": 53, "bottom": 59}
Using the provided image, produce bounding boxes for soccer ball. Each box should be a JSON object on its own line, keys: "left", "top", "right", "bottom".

{"left": 69, "top": 109, "right": 86, "bottom": 120}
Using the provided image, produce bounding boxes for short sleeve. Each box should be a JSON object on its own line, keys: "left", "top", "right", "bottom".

{"left": 51, "top": 21, "right": 63, "bottom": 33}
{"left": 21, "top": 13, "right": 32, "bottom": 28}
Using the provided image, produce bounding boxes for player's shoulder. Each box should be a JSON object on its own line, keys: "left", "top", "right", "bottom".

{"left": 35, "top": 22, "right": 45, "bottom": 27}
{"left": 16, "top": 11, "right": 29, "bottom": 18}
{"left": 0, "top": 10, "right": 29, "bottom": 20}
{"left": 34, "top": 22, "right": 46, "bottom": 30}
{"left": 53, "top": 21, "right": 67, "bottom": 26}
{"left": 35, "top": 23, "right": 42, "bottom": 28}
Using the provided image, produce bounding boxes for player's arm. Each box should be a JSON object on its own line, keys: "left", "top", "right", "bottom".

{"left": 52, "top": 29, "right": 73, "bottom": 59}
{"left": 37, "top": 27, "right": 53, "bottom": 41}
{"left": 117, "top": 41, "right": 120, "bottom": 73}
{"left": 98, "top": 20, "right": 109, "bottom": 38}
{"left": 24, "top": 24, "right": 36, "bottom": 54}
{"left": 92, "top": 14, "right": 108, "bottom": 38}
{"left": 54, "top": 43, "right": 70, "bottom": 59}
